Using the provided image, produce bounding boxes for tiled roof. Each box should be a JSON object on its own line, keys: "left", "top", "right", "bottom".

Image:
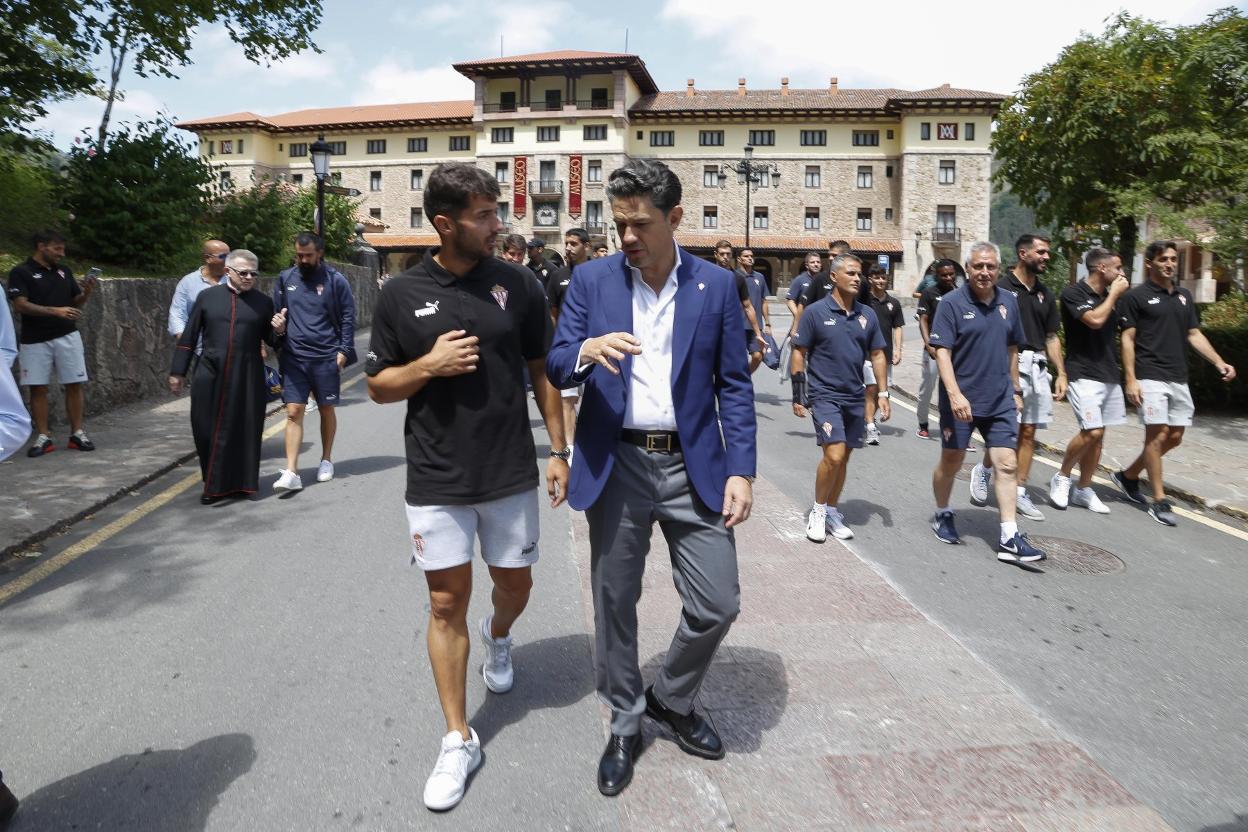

{"left": 453, "top": 49, "right": 659, "bottom": 94}
{"left": 177, "top": 101, "right": 472, "bottom": 132}
{"left": 892, "top": 84, "right": 1006, "bottom": 101}
{"left": 631, "top": 85, "right": 1004, "bottom": 116}
{"left": 176, "top": 110, "right": 268, "bottom": 127}
{"left": 453, "top": 49, "right": 636, "bottom": 67}
{"left": 677, "top": 233, "right": 903, "bottom": 254}
{"left": 364, "top": 233, "right": 440, "bottom": 248}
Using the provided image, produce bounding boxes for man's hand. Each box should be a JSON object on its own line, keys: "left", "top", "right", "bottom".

{"left": 892, "top": 349, "right": 902, "bottom": 366}
{"left": 755, "top": 332, "right": 767, "bottom": 348}
{"left": 168, "top": 375, "right": 185, "bottom": 395}
{"left": 55, "top": 306, "right": 81, "bottom": 320}
{"left": 546, "top": 458, "right": 569, "bottom": 508}
{"left": 271, "top": 307, "right": 287, "bottom": 334}
{"left": 1126, "top": 378, "right": 1142, "bottom": 407}
{"left": 1109, "top": 275, "right": 1130, "bottom": 296}
{"left": 722, "top": 476, "right": 753, "bottom": 528}
{"left": 578, "top": 332, "right": 642, "bottom": 375}
{"left": 793, "top": 402, "right": 808, "bottom": 418}
{"left": 1217, "top": 362, "right": 1237, "bottom": 383}
{"left": 877, "top": 395, "right": 891, "bottom": 422}
{"left": 1014, "top": 391, "right": 1025, "bottom": 414}
{"left": 949, "top": 391, "right": 973, "bottom": 422}
{"left": 337, "top": 352, "right": 347, "bottom": 370}
{"left": 1053, "top": 373, "right": 1068, "bottom": 401}
{"left": 422, "top": 330, "right": 480, "bottom": 376}
{"left": 926, "top": 345, "right": 937, "bottom": 359}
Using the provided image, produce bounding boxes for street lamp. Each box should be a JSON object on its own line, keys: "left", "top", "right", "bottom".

{"left": 718, "top": 145, "right": 780, "bottom": 248}
{"left": 309, "top": 134, "right": 334, "bottom": 238}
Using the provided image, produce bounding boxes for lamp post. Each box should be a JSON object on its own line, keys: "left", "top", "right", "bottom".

{"left": 718, "top": 145, "right": 780, "bottom": 249}
{"left": 309, "top": 134, "right": 333, "bottom": 238}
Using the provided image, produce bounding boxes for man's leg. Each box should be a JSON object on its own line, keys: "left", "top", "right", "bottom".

{"left": 989, "top": 446, "right": 1019, "bottom": 523}
{"left": 318, "top": 405, "right": 336, "bottom": 461}
{"left": 64, "top": 382, "right": 85, "bottom": 433}
{"left": 28, "top": 385, "right": 50, "bottom": 436}
{"left": 1124, "top": 424, "right": 1172, "bottom": 502}
{"left": 1071, "top": 429, "right": 1105, "bottom": 488}
{"left": 748, "top": 351, "right": 762, "bottom": 374}
{"left": 932, "top": 448, "right": 965, "bottom": 507}
{"left": 864, "top": 385, "right": 878, "bottom": 425}
{"left": 1015, "top": 423, "right": 1037, "bottom": 486}
{"left": 817, "top": 443, "right": 852, "bottom": 506}
{"left": 284, "top": 403, "right": 305, "bottom": 471}
{"left": 425, "top": 563, "right": 474, "bottom": 738}
{"left": 916, "top": 352, "right": 936, "bottom": 429}
{"left": 487, "top": 565, "right": 532, "bottom": 638}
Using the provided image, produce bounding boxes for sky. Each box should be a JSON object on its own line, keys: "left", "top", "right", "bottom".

{"left": 31, "top": 0, "right": 1234, "bottom": 149}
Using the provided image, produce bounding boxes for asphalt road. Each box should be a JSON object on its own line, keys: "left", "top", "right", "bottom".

{"left": 2, "top": 338, "right": 1247, "bottom": 831}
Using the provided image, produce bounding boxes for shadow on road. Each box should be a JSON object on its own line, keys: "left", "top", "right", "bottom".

{"left": 1201, "top": 816, "right": 1248, "bottom": 832}
{"left": 838, "top": 498, "right": 894, "bottom": 529}
{"left": 327, "top": 455, "right": 406, "bottom": 479}
{"left": 10, "top": 733, "right": 256, "bottom": 831}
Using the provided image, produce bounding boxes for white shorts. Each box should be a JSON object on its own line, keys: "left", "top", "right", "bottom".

{"left": 1139, "top": 380, "right": 1195, "bottom": 427}
{"left": 1066, "top": 379, "right": 1126, "bottom": 430}
{"left": 18, "top": 331, "right": 88, "bottom": 386}
{"left": 561, "top": 384, "right": 581, "bottom": 400}
{"left": 862, "top": 360, "right": 892, "bottom": 388}
{"left": 405, "top": 488, "right": 540, "bottom": 572}
{"left": 1018, "top": 351, "right": 1052, "bottom": 427}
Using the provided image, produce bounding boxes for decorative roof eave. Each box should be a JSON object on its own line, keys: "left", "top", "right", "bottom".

{"left": 628, "top": 107, "right": 897, "bottom": 120}
{"left": 271, "top": 117, "right": 474, "bottom": 133}
{"left": 453, "top": 52, "right": 658, "bottom": 94}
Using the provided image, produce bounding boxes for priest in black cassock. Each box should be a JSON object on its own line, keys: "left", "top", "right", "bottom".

{"left": 170, "top": 249, "right": 279, "bottom": 504}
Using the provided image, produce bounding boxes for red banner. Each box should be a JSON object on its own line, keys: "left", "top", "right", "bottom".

{"left": 513, "top": 156, "right": 527, "bottom": 217}
{"left": 568, "top": 155, "right": 583, "bottom": 218}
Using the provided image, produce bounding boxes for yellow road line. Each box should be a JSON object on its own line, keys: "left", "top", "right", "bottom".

{"left": 0, "top": 370, "right": 370, "bottom": 607}
{"left": 887, "top": 396, "right": 1248, "bottom": 543}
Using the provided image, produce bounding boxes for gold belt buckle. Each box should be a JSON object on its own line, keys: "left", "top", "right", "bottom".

{"left": 645, "top": 433, "right": 671, "bottom": 452}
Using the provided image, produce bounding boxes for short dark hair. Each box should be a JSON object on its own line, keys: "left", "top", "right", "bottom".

{"left": 1144, "top": 240, "right": 1178, "bottom": 262}
{"left": 805, "top": 250, "right": 823, "bottom": 262}
{"left": 564, "top": 227, "right": 590, "bottom": 244}
{"left": 827, "top": 239, "right": 850, "bottom": 253}
{"left": 32, "top": 229, "right": 66, "bottom": 248}
{"left": 1084, "top": 247, "right": 1117, "bottom": 272}
{"left": 502, "top": 233, "right": 527, "bottom": 251}
{"left": 737, "top": 248, "right": 753, "bottom": 258}
{"left": 1015, "top": 234, "right": 1051, "bottom": 257}
{"left": 932, "top": 257, "right": 963, "bottom": 278}
{"left": 295, "top": 231, "right": 324, "bottom": 251}
{"left": 593, "top": 242, "right": 609, "bottom": 252}
{"left": 714, "top": 239, "right": 733, "bottom": 251}
{"left": 606, "top": 158, "right": 682, "bottom": 212}
{"left": 424, "top": 163, "right": 501, "bottom": 223}
{"left": 866, "top": 263, "right": 888, "bottom": 278}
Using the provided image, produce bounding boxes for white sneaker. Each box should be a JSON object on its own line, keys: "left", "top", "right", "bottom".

{"left": 305, "top": 396, "right": 317, "bottom": 412}
{"left": 1049, "top": 473, "right": 1072, "bottom": 509}
{"left": 316, "top": 459, "right": 334, "bottom": 482}
{"left": 423, "top": 728, "right": 482, "bottom": 811}
{"left": 805, "top": 509, "right": 827, "bottom": 543}
{"left": 1071, "top": 486, "right": 1111, "bottom": 514}
{"left": 479, "top": 615, "right": 514, "bottom": 693}
{"left": 825, "top": 509, "right": 854, "bottom": 540}
{"left": 273, "top": 469, "right": 303, "bottom": 492}
{"left": 1016, "top": 489, "right": 1046, "bottom": 521}
{"left": 969, "top": 463, "right": 992, "bottom": 506}
{"left": 865, "top": 424, "right": 881, "bottom": 446}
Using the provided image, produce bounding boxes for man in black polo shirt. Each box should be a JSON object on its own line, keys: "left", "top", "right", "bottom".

{"left": 784, "top": 251, "right": 823, "bottom": 338}
{"left": 969, "top": 234, "right": 1067, "bottom": 520}
{"left": 366, "top": 163, "right": 569, "bottom": 811}
{"left": 1049, "top": 247, "right": 1130, "bottom": 514}
{"left": 797, "top": 241, "right": 849, "bottom": 310}
{"left": 526, "top": 237, "right": 554, "bottom": 290}
{"left": 915, "top": 259, "right": 960, "bottom": 439}
{"left": 735, "top": 248, "right": 770, "bottom": 373}
{"left": 548, "top": 226, "right": 591, "bottom": 448}
{"left": 5, "top": 229, "right": 98, "bottom": 456}
{"left": 1113, "top": 240, "right": 1236, "bottom": 526}
{"left": 861, "top": 263, "right": 904, "bottom": 445}
{"left": 713, "top": 239, "right": 765, "bottom": 365}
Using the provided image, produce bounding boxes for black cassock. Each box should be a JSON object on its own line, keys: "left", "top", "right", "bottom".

{"left": 171, "top": 284, "right": 276, "bottom": 498}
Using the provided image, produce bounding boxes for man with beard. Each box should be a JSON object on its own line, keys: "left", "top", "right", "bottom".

{"left": 271, "top": 232, "right": 356, "bottom": 492}
{"left": 915, "top": 259, "right": 960, "bottom": 438}
{"left": 367, "top": 163, "right": 568, "bottom": 811}
{"left": 547, "top": 227, "right": 592, "bottom": 447}
{"left": 713, "top": 240, "right": 764, "bottom": 365}
{"left": 736, "top": 248, "right": 770, "bottom": 373}
{"left": 526, "top": 238, "right": 554, "bottom": 290}
{"left": 785, "top": 251, "right": 824, "bottom": 338}
{"left": 798, "top": 240, "right": 850, "bottom": 309}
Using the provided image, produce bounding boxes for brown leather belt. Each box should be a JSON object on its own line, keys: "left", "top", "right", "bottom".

{"left": 620, "top": 429, "right": 681, "bottom": 453}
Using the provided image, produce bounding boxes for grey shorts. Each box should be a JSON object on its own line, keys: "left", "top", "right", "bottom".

{"left": 1018, "top": 351, "right": 1052, "bottom": 427}
{"left": 862, "top": 360, "right": 892, "bottom": 388}
{"left": 405, "top": 488, "right": 540, "bottom": 572}
{"left": 18, "top": 331, "right": 88, "bottom": 386}
{"left": 1066, "top": 379, "right": 1126, "bottom": 430}
{"left": 1139, "top": 380, "right": 1195, "bottom": 427}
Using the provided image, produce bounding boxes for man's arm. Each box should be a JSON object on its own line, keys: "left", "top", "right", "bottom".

{"left": 1187, "top": 329, "right": 1237, "bottom": 381}
{"left": 168, "top": 277, "right": 190, "bottom": 337}
{"left": 528, "top": 355, "right": 569, "bottom": 507}
{"left": 934, "top": 347, "right": 970, "bottom": 421}
{"left": 1045, "top": 333, "right": 1067, "bottom": 400}
{"left": 715, "top": 277, "right": 756, "bottom": 527}
{"left": 12, "top": 296, "right": 80, "bottom": 321}
{"left": 743, "top": 300, "right": 763, "bottom": 343}
{"left": 1121, "top": 327, "right": 1140, "bottom": 405}
{"left": 870, "top": 348, "right": 891, "bottom": 421}
{"left": 892, "top": 325, "right": 904, "bottom": 364}
{"left": 367, "top": 330, "right": 480, "bottom": 403}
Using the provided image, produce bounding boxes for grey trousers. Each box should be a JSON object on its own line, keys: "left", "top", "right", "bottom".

{"left": 585, "top": 441, "right": 740, "bottom": 736}
{"left": 917, "top": 349, "right": 938, "bottom": 427}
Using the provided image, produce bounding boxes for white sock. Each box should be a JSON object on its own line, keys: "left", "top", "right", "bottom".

{"left": 1001, "top": 521, "right": 1018, "bottom": 542}
{"left": 826, "top": 505, "right": 837, "bottom": 516}
{"left": 811, "top": 502, "right": 826, "bottom": 517}
{"left": 1017, "top": 486, "right": 1027, "bottom": 496}
{"left": 935, "top": 505, "right": 951, "bottom": 516}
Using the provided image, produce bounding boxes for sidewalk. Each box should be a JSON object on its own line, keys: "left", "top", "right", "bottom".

{"left": 567, "top": 477, "right": 1174, "bottom": 831}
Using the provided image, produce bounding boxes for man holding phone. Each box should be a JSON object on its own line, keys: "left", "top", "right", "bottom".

{"left": 4, "top": 229, "right": 97, "bottom": 456}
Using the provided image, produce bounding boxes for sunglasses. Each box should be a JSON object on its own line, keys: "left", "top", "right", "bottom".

{"left": 207, "top": 252, "right": 228, "bottom": 260}
{"left": 230, "top": 268, "right": 259, "bottom": 278}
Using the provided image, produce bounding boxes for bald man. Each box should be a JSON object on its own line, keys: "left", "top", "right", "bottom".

{"left": 169, "top": 239, "right": 230, "bottom": 342}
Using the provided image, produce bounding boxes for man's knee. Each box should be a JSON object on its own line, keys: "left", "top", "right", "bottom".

{"left": 1018, "top": 423, "right": 1037, "bottom": 442}
{"left": 991, "top": 450, "right": 1018, "bottom": 477}
{"left": 285, "top": 405, "right": 306, "bottom": 423}
{"left": 937, "top": 449, "right": 965, "bottom": 474}
{"left": 490, "top": 566, "right": 533, "bottom": 597}
{"left": 821, "top": 443, "right": 848, "bottom": 466}
{"left": 1164, "top": 428, "right": 1184, "bottom": 450}
{"left": 699, "top": 588, "right": 740, "bottom": 631}
{"left": 428, "top": 587, "right": 471, "bottom": 623}
{"left": 1083, "top": 427, "right": 1105, "bottom": 443}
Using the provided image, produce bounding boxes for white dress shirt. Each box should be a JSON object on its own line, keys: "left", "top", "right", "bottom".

{"left": 623, "top": 246, "right": 682, "bottom": 430}
{"left": 0, "top": 301, "right": 32, "bottom": 461}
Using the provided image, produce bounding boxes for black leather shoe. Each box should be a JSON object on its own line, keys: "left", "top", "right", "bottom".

{"left": 597, "top": 733, "right": 641, "bottom": 796}
{"left": 644, "top": 686, "right": 724, "bottom": 760}
{"left": 200, "top": 494, "right": 223, "bottom": 505}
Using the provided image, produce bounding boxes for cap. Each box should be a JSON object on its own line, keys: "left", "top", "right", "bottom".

{"left": 527, "top": 238, "right": 545, "bottom": 248}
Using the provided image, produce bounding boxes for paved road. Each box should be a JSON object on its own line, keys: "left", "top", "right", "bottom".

{"left": 2, "top": 341, "right": 1246, "bottom": 830}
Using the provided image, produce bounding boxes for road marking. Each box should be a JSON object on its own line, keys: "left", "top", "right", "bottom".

{"left": 887, "top": 396, "right": 1248, "bottom": 543}
{"left": 0, "top": 371, "right": 370, "bottom": 607}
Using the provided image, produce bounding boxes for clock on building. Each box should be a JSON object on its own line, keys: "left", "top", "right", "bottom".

{"left": 535, "top": 203, "right": 559, "bottom": 227}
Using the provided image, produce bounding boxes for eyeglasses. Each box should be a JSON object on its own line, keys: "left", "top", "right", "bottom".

{"left": 230, "top": 268, "right": 259, "bottom": 278}
{"left": 206, "top": 252, "right": 228, "bottom": 260}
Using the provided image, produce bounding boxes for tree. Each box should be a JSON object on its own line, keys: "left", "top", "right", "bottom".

{"left": 0, "top": 137, "right": 69, "bottom": 249}
{"left": 212, "top": 178, "right": 297, "bottom": 270}
{"left": 290, "top": 189, "right": 360, "bottom": 261}
{"left": 0, "top": 0, "right": 97, "bottom": 134}
{"left": 992, "top": 9, "right": 1248, "bottom": 274}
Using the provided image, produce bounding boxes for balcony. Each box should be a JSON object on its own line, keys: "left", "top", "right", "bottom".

{"left": 483, "top": 99, "right": 614, "bottom": 113}
{"left": 529, "top": 101, "right": 563, "bottom": 112}
{"left": 931, "top": 226, "right": 961, "bottom": 243}
{"left": 529, "top": 180, "right": 564, "bottom": 195}
{"left": 483, "top": 102, "right": 518, "bottom": 113}
{"left": 585, "top": 222, "right": 608, "bottom": 235}
{"left": 575, "top": 99, "right": 613, "bottom": 110}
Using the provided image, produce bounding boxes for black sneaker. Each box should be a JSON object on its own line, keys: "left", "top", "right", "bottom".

{"left": 68, "top": 430, "right": 96, "bottom": 451}
{"left": 1111, "top": 471, "right": 1146, "bottom": 504}
{"left": 1148, "top": 501, "right": 1178, "bottom": 527}
{"left": 26, "top": 434, "right": 54, "bottom": 457}
{"left": 998, "top": 532, "right": 1047, "bottom": 563}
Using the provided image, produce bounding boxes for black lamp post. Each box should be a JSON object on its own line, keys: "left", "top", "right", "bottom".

{"left": 718, "top": 145, "right": 780, "bottom": 248}
{"left": 309, "top": 134, "right": 333, "bottom": 238}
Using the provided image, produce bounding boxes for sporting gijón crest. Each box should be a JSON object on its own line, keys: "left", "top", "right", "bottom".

{"left": 490, "top": 284, "right": 509, "bottom": 310}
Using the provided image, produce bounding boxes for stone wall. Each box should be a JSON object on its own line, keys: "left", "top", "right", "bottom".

{"left": 10, "top": 261, "right": 378, "bottom": 426}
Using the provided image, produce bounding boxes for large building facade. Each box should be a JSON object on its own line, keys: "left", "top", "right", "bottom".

{"left": 177, "top": 50, "right": 1005, "bottom": 293}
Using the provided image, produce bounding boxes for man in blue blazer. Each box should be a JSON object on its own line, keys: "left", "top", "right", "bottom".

{"left": 546, "top": 158, "right": 757, "bottom": 796}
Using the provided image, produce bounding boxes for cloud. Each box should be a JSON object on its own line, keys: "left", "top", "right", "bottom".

{"left": 353, "top": 60, "right": 473, "bottom": 104}
{"left": 31, "top": 88, "right": 169, "bottom": 143}
{"left": 470, "top": 0, "right": 572, "bottom": 56}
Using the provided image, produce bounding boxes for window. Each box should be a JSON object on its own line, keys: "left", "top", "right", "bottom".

{"left": 587, "top": 160, "right": 602, "bottom": 183}
{"left": 965, "top": 122, "right": 976, "bottom": 141}
{"left": 703, "top": 206, "right": 718, "bottom": 229}
{"left": 205, "top": 140, "right": 214, "bottom": 156}
{"left": 410, "top": 169, "right": 424, "bottom": 190}
{"left": 937, "top": 123, "right": 958, "bottom": 140}
{"left": 494, "top": 162, "right": 509, "bottom": 184}
{"left": 637, "top": 130, "right": 643, "bottom": 139}
{"left": 369, "top": 207, "right": 382, "bottom": 219}
{"left": 805, "top": 166, "right": 820, "bottom": 188}
{"left": 499, "top": 91, "right": 516, "bottom": 112}
{"left": 885, "top": 165, "right": 894, "bottom": 178}
{"left": 939, "top": 160, "right": 956, "bottom": 184}
{"left": 328, "top": 141, "right": 346, "bottom": 155}
{"left": 703, "top": 166, "right": 719, "bottom": 187}
{"left": 920, "top": 122, "right": 931, "bottom": 141}
{"left": 699, "top": 130, "right": 724, "bottom": 146}
{"left": 291, "top": 173, "right": 303, "bottom": 185}
{"left": 748, "top": 130, "right": 775, "bottom": 146}
{"left": 852, "top": 130, "right": 880, "bottom": 147}
{"left": 449, "top": 135, "right": 471, "bottom": 151}
{"left": 856, "top": 208, "right": 872, "bottom": 231}
{"left": 407, "top": 137, "right": 427, "bottom": 153}
{"left": 220, "top": 140, "right": 234, "bottom": 154}
{"left": 369, "top": 171, "right": 382, "bottom": 192}
{"left": 587, "top": 201, "right": 603, "bottom": 226}
{"left": 544, "top": 89, "right": 562, "bottom": 110}
{"left": 650, "top": 130, "right": 674, "bottom": 147}
{"left": 886, "top": 129, "right": 894, "bottom": 140}
{"left": 410, "top": 207, "right": 424, "bottom": 228}
{"left": 857, "top": 166, "right": 873, "bottom": 189}
{"left": 756, "top": 170, "right": 772, "bottom": 188}
{"left": 590, "top": 87, "right": 609, "bottom": 108}
{"left": 237, "top": 139, "right": 244, "bottom": 154}
{"left": 753, "top": 207, "right": 769, "bottom": 229}
{"left": 539, "top": 160, "right": 556, "bottom": 186}
{"left": 884, "top": 207, "right": 893, "bottom": 221}
{"left": 491, "top": 127, "right": 514, "bottom": 143}
{"left": 497, "top": 202, "right": 509, "bottom": 224}
{"left": 936, "top": 204, "right": 957, "bottom": 233}
{"left": 537, "top": 126, "right": 560, "bottom": 142}
{"left": 805, "top": 208, "right": 820, "bottom": 230}
{"left": 800, "top": 130, "right": 826, "bottom": 146}
{"left": 583, "top": 124, "right": 607, "bottom": 141}
{"left": 367, "top": 139, "right": 386, "bottom": 154}
{"left": 219, "top": 170, "right": 232, "bottom": 188}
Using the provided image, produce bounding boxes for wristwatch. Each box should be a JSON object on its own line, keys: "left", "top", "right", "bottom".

{"left": 877, "top": 391, "right": 890, "bottom": 399}
{"left": 550, "top": 448, "right": 571, "bottom": 461}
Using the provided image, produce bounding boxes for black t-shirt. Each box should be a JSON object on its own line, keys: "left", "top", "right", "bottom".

{"left": 916, "top": 283, "right": 954, "bottom": 332}
{"left": 864, "top": 291, "right": 906, "bottom": 364}
{"left": 547, "top": 265, "right": 573, "bottom": 314}
{"left": 1060, "top": 280, "right": 1120, "bottom": 384}
{"left": 1118, "top": 280, "right": 1200, "bottom": 383}
{"left": 366, "top": 250, "right": 553, "bottom": 505}
{"left": 798, "top": 270, "right": 834, "bottom": 307}
{"left": 529, "top": 258, "right": 554, "bottom": 292}
{"left": 999, "top": 271, "right": 1059, "bottom": 352}
{"left": 733, "top": 270, "right": 750, "bottom": 304}
{"left": 5, "top": 258, "right": 81, "bottom": 344}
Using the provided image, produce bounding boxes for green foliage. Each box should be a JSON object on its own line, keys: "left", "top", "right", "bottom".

{"left": 212, "top": 178, "right": 297, "bottom": 270}
{"left": 1189, "top": 291, "right": 1248, "bottom": 409}
{"left": 290, "top": 189, "right": 359, "bottom": 261}
{"left": 0, "top": 0, "right": 97, "bottom": 133}
{"left": 61, "top": 118, "right": 214, "bottom": 272}
{"left": 0, "top": 138, "right": 68, "bottom": 249}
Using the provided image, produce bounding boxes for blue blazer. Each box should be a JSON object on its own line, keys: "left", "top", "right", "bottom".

{"left": 546, "top": 248, "right": 757, "bottom": 512}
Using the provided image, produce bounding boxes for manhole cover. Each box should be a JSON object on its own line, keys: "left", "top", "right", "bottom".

{"left": 1027, "top": 536, "right": 1125, "bottom": 575}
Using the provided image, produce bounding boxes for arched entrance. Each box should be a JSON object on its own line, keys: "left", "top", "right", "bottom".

{"left": 754, "top": 258, "right": 774, "bottom": 294}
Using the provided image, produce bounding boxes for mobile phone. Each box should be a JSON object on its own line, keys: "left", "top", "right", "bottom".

{"left": 85, "top": 267, "right": 102, "bottom": 284}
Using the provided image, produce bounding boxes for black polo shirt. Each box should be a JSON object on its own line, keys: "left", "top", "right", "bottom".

{"left": 1118, "top": 280, "right": 1200, "bottom": 383}
{"left": 5, "top": 258, "right": 81, "bottom": 344}
{"left": 547, "top": 265, "right": 572, "bottom": 314}
{"left": 798, "top": 270, "right": 834, "bottom": 307}
{"left": 1060, "top": 280, "right": 1120, "bottom": 384}
{"left": 366, "top": 249, "right": 553, "bottom": 506}
{"left": 916, "top": 283, "right": 955, "bottom": 327}
{"left": 864, "top": 291, "right": 906, "bottom": 365}
{"left": 999, "top": 270, "right": 1059, "bottom": 353}
{"left": 529, "top": 258, "right": 554, "bottom": 292}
